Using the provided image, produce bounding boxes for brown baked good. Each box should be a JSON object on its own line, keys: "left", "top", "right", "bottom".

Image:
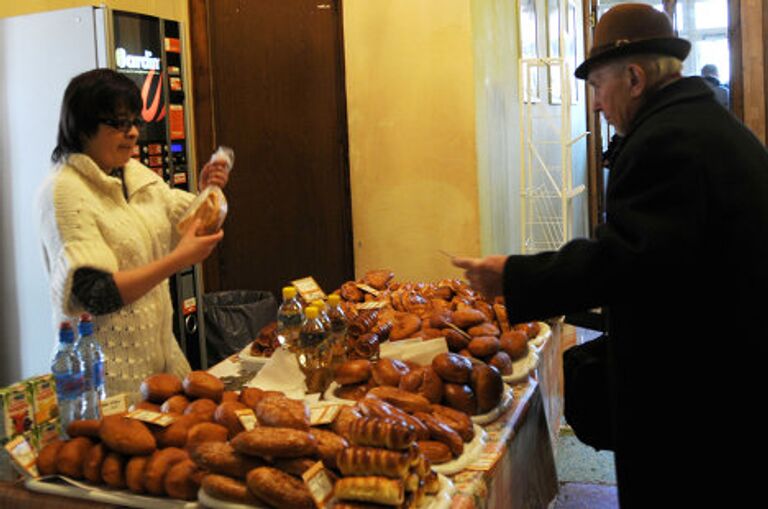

{"left": 255, "top": 394, "right": 310, "bottom": 430}
{"left": 340, "top": 281, "right": 365, "bottom": 302}
{"left": 161, "top": 394, "right": 191, "bottom": 414}
{"left": 144, "top": 447, "right": 189, "bottom": 495}
{"left": 164, "top": 458, "right": 201, "bottom": 500}
{"left": 428, "top": 309, "right": 453, "bottom": 329}
{"left": 499, "top": 330, "right": 529, "bottom": 360}
{"left": 398, "top": 366, "right": 444, "bottom": 404}
{"left": 389, "top": 313, "right": 422, "bottom": 341}
{"left": 431, "top": 352, "right": 473, "bottom": 384}
{"left": 310, "top": 428, "right": 348, "bottom": 470}
{"left": 156, "top": 414, "right": 205, "bottom": 448}
{"left": 66, "top": 419, "right": 101, "bottom": 439}
{"left": 416, "top": 440, "right": 453, "bottom": 464}
{"left": 37, "top": 439, "right": 64, "bottom": 476}
{"left": 239, "top": 387, "right": 269, "bottom": 410}
{"left": 130, "top": 401, "right": 162, "bottom": 412}
{"left": 186, "top": 421, "right": 230, "bottom": 452}
{"left": 371, "top": 358, "right": 410, "bottom": 387}
{"left": 332, "top": 404, "right": 364, "bottom": 439}
{"left": 183, "top": 371, "right": 225, "bottom": 402}
{"left": 183, "top": 398, "right": 218, "bottom": 421}
{"left": 468, "top": 322, "right": 500, "bottom": 337}
{"left": 366, "top": 386, "right": 431, "bottom": 414}
{"left": 357, "top": 398, "right": 430, "bottom": 440}
{"left": 470, "top": 364, "right": 504, "bottom": 414}
{"left": 214, "top": 401, "right": 249, "bottom": 438}
{"left": 414, "top": 411, "right": 463, "bottom": 456}
{"left": 334, "top": 476, "right": 405, "bottom": 506}
{"left": 467, "top": 336, "right": 500, "bottom": 358}
{"left": 336, "top": 445, "right": 411, "bottom": 478}
{"left": 126, "top": 455, "right": 149, "bottom": 493}
{"left": 202, "top": 473, "right": 259, "bottom": 504}
{"left": 231, "top": 427, "right": 318, "bottom": 458}
{"left": 272, "top": 457, "right": 317, "bottom": 477}
{"left": 488, "top": 351, "right": 514, "bottom": 375}
{"left": 443, "top": 328, "right": 471, "bottom": 351}
{"left": 140, "top": 373, "right": 183, "bottom": 403}
{"left": 362, "top": 269, "right": 395, "bottom": 290}
{"left": 513, "top": 321, "right": 541, "bottom": 339}
{"left": 429, "top": 404, "right": 475, "bottom": 442}
{"left": 346, "top": 417, "right": 415, "bottom": 450}
{"left": 246, "top": 466, "right": 315, "bottom": 509}
{"left": 451, "top": 308, "right": 486, "bottom": 329}
{"left": 335, "top": 359, "right": 373, "bottom": 386}
{"left": 56, "top": 436, "right": 95, "bottom": 478}
{"left": 101, "top": 452, "right": 127, "bottom": 489}
{"left": 99, "top": 415, "right": 156, "bottom": 456}
{"left": 191, "top": 441, "right": 264, "bottom": 479}
{"left": 83, "top": 442, "right": 107, "bottom": 484}
{"left": 443, "top": 383, "right": 478, "bottom": 415}
{"left": 334, "top": 382, "right": 374, "bottom": 402}
{"left": 221, "top": 391, "right": 239, "bottom": 403}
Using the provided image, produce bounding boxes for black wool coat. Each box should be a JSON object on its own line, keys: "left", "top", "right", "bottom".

{"left": 503, "top": 77, "right": 768, "bottom": 508}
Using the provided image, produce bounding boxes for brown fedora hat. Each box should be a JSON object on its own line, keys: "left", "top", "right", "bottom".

{"left": 575, "top": 3, "right": 690, "bottom": 79}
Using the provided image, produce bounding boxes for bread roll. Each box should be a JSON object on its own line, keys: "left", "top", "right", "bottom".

{"left": 499, "top": 330, "right": 529, "bottom": 360}
{"left": 214, "top": 401, "right": 249, "bottom": 438}
{"left": 191, "top": 441, "right": 264, "bottom": 479}
{"left": 182, "top": 371, "right": 225, "bottom": 402}
{"left": 451, "top": 308, "right": 486, "bottom": 329}
{"left": 183, "top": 398, "right": 218, "bottom": 421}
{"left": 101, "top": 452, "right": 127, "bottom": 489}
{"left": 336, "top": 446, "right": 411, "bottom": 478}
{"left": 246, "top": 466, "right": 315, "bottom": 509}
{"left": 255, "top": 394, "right": 310, "bottom": 430}
{"left": 371, "top": 358, "right": 410, "bottom": 387}
{"left": 161, "top": 394, "right": 191, "bottom": 414}
{"left": 488, "top": 351, "right": 514, "bottom": 375}
{"left": 144, "top": 447, "right": 189, "bottom": 495}
{"left": 334, "top": 476, "right": 404, "bottom": 506}
{"left": 431, "top": 352, "right": 473, "bottom": 384}
{"left": 141, "top": 373, "right": 183, "bottom": 403}
{"left": 164, "top": 458, "right": 201, "bottom": 500}
{"left": 467, "top": 336, "right": 500, "bottom": 358}
{"left": 470, "top": 364, "right": 504, "bottom": 414}
{"left": 56, "top": 436, "right": 95, "bottom": 478}
{"left": 468, "top": 322, "right": 500, "bottom": 337}
{"left": 99, "top": 415, "right": 156, "bottom": 455}
{"left": 82, "top": 442, "right": 107, "bottom": 484}
{"left": 186, "top": 422, "right": 229, "bottom": 452}
{"left": 126, "top": 455, "right": 149, "bottom": 494}
{"left": 416, "top": 440, "right": 453, "bottom": 464}
{"left": 335, "top": 359, "right": 373, "bottom": 385}
{"left": 239, "top": 387, "right": 268, "bottom": 410}
{"left": 366, "top": 386, "right": 431, "bottom": 414}
{"left": 429, "top": 404, "right": 475, "bottom": 442}
{"left": 202, "top": 474, "right": 259, "bottom": 504}
{"left": 37, "top": 440, "right": 64, "bottom": 476}
{"left": 231, "top": 427, "right": 317, "bottom": 458}
{"left": 398, "top": 366, "right": 444, "bottom": 404}
{"left": 413, "top": 412, "right": 463, "bottom": 456}
{"left": 346, "top": 417, "right": 415, "bottom": 450}
{"left": 443, "top": 383, "right": 478, "bottom": 415}
{"left": 311, "top": 428, "right": 348, "bottom": 469}
{"left": 66, "top": 419, "right": 101, "bottom": 439}
{"left": 156, "top": 413, "right": 205, "bottom": 448}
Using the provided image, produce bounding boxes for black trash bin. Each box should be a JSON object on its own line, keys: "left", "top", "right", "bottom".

{"left": 202, "top": 290, "right": 277, "bottom": 366}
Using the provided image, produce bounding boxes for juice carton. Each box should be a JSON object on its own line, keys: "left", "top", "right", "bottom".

{"left": 28, "top": 374, "right": 58, "bottom": 425}
{"left": 0, "top": 382, "right": 34, "bottom": 439}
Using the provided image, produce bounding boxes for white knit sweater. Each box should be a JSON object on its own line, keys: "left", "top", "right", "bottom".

{"left": 38, "top": 154, "right": 195, "bottom": 401}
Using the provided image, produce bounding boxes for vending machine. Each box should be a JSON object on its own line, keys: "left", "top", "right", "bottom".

{"left": 0, "top": 6, "right": 208, "bottom": 380}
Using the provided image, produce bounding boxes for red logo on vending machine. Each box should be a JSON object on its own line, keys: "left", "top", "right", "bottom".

{"left": 141, "top": 70, "right": 166, "bottom": 123}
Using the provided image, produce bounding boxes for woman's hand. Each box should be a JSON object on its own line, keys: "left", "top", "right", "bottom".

{"left": 199, "top": 160, "right": 230, "bottom": 190}
{"left": 172, "top": 219, "right": 225, "bottom": 268}
{"left": 452, "top": 255, "right": 508, "bottom": 299}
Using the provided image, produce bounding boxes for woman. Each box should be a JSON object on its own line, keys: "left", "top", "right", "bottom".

{"left": 38, "top": 68, "right": 229, "bottom": 401}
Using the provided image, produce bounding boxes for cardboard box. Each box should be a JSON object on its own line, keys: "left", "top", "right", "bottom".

{"left": 0, "top": 382, "right": 34, "bottom": 439}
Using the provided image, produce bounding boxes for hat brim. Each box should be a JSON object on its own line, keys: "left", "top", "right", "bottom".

{"left": 575, "top": 38, "right": 691, "bottom": 79}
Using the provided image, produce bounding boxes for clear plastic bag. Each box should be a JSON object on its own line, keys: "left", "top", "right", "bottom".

{"left": 177, "top": 146, "right": 234, "bottom": 235}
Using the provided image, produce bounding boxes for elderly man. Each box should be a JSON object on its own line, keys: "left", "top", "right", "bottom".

{"left": 454, "top": 4, "right": 768, "bottom": 507}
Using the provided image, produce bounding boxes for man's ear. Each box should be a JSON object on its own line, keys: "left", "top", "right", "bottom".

{"left": 627, "top": 63, "right": 646, "bottom": 98}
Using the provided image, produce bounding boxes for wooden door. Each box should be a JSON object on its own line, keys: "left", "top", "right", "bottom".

{"left": 189, "top": 0, "right": 354, "bottom": 300}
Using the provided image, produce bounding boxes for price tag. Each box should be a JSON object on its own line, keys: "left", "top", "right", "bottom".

{"left": 291, "top": 276, "right": 327, "bottom": 303}
{"left": 126, "top": 409, "right": 176, "bottom": 427}
{"left": 309, "top": 404, "right": 343, "bottom": 426}
{"left": 355, "top": 300, "right": 388, "bottom": 310}
{"left": 234, "top": 408, "right": 258, "bottom": 431}
{"left": 99, "top": 393, "right": 129, "bottom": 417}
{"left": 302, "top": 460, "right": 336, "bottom": 508}
{"left": 355, "top": 283, "right": 380, "bottom": 297}
{"left": 4, "top": 435, "right": 38, "bottom": 478}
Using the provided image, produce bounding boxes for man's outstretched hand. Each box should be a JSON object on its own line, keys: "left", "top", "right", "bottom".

{"left": 452, "top": 255, "right": 507, "bottom": 300}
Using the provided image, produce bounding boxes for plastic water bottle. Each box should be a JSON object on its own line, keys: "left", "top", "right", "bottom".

{"left": 277, "top": 286, "right": 304, "bottom": 351}
{"left": 76, "top": 313, "right": 105, "bottom": 419}
{"left": 51, "top": 321, "right": 84, "bottom": 431}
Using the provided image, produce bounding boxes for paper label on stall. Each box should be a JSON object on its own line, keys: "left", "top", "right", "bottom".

{"left": 355, "top": 283, "right": 380, "bottom": 296}
{"left": 302, "top": 461, "right": 336, "bottom": 508}
{"left": 99, "top": 393, "right": 129, "bottom": 417}
{"left": 4, "top": 435, "right": 38, "bottom": 478}
{"left": 309, "top": 404, "right": 343, "bottom": 426}
{"left": 126, "top": 409, "right": 176, "bottom": 427}
{"left": 234, "top": 408, "right": 258, "bottom": 431}
{"left": 355, "top": 300, "right": 388, "bottom": 310}
{"left": 291, "top": 277, "right": 326, "bottom": 303}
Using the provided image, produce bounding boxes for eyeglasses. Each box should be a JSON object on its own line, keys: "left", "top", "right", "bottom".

{"left": 99, "top": 117, "right": 145, "bottom": 133}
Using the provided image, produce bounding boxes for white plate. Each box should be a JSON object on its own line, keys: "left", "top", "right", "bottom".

{"left": 25, "top": 476, "right": 198, "bottom": 508}
{"left": 430, "top": 424, "right": 487, "bottom": 475}
{"left": 471, "top": 384, "right": 514, "bottom": 425}
{"left": 503, "top": 348, "right": 540, "bottom": 385}
{"left": 529, "top": 321, "right": 552, "bottom": 349}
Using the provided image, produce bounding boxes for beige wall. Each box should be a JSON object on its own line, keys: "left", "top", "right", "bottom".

{"left": 342, "top": 0, "right": 482, "bottom": 282}
{"left": 0, "top": 0, "right": 185, "bottom": 20}
{"left": 741, "top": 0, "right": 766, "bottom": 143}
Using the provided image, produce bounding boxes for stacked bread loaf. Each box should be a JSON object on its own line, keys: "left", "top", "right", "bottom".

{"left": 332, "top": 416, "right": 439, "bottom": 508}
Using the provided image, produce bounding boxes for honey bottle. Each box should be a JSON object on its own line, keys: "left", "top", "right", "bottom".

{"left": 297, "top": 306, "right": 332, "bottom": 394}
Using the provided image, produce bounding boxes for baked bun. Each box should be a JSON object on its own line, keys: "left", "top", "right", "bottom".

{"left": 214, "top": 401, "right": 249, "bottom": 438}
{"left": 443, "top": 328, "right": 471, "bottom": 352}
{"left": 101, "top": 451, "right": 127, "bottom": 489}
{"left": 56, "top": 436, "right": 95, "bottom": 478}
{"left": 239, "top": 387, "right": 268, "bottom": 410}
{"left": 398, "top": 366, "right": 444, "bottom": 404}
{"left": 334, "top": 359, "right": 373, "bottom": 386}
{"left": 191, "top": 441, "right": 264, "bottom": 479}
{"left": 467, "top": 336, "right": 500, "bottom": 358}
{"left": 371, "top": 358, "right": 410, "bottom": 386}
{"left": 99, "top": 415, "right": 156, "bottom": 455}
{"left": 443, "top": 383, "right": 478, "bottom": 415}
{"left": 451, "top": 308, "right": 486, "bottom": 329}
{"left": 66, "top": 419, "right": 101, "bottom": 439}
{"left": 470, "top": 364, "right": 504, "bottom": 414}
{"left": 513, "top": 321, "right": 541, "bottom": 339}
{"left": 334, "top": 382, "right": 374, "bottom": 402}
{"left": 390, "top": 312, "right": 422, "bottom": 341}
{"left": 177, "top": 188, "right": 225, "bottom": 236}
{"left": 37, "top": 440, "right": 64, "bottom": 476}
{"left": 156, "top": 414, "right": 205, "bottom": 448}
{"left": 488, "top": 351, "right": 514, "bottom": 375}
{"left": 255, "top": 394, "right": 310, "bottom": 430}
{"left": 140, "top": 373, "right": 183, "bottom": 403}
{"left": 144, "top": 447, "right": 189, "bottom": 495}
{"left": 231, "top": 427, "right": 317, "bottom": 458}
{"left": 183, "top": 398, "right": 218, "bottom": 421}
{"left": 164, "top": 458, "right": 201, "bottom": 500}
{"left": 126, "top": 455, "right": 149, "bottom": 494}
{"left": 161, "top": 394, "right": 191, "bottom": 414}
{"left": 82, "top": 442, "right": 107, "bottom": 483}
{"left": 246, "top": 466, "right": 315, "bottom": 509}
{"left": 467, "top": 322, "right": 500, "bottom": 337}
{"left": 202, "top": 473, "right": 259, "bottom": 504}
{"left": 183, "top": 371, "right": 225, "bottom": 401}
{"left": 186, "top": 422, "right": 230, "bottom": 452}
{"left": 499, "top": 330, "right": 529, "bottom": 360}
{"left": 431, "top": 352, "right": 473, "bottom": 383}
{"left": 366, "top": 386, "right": 431, "bottom": 414}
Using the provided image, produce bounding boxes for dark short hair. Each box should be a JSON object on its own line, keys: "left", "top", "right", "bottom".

{"left": 51, "top": 68, "right": 142, "bottom": 163}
